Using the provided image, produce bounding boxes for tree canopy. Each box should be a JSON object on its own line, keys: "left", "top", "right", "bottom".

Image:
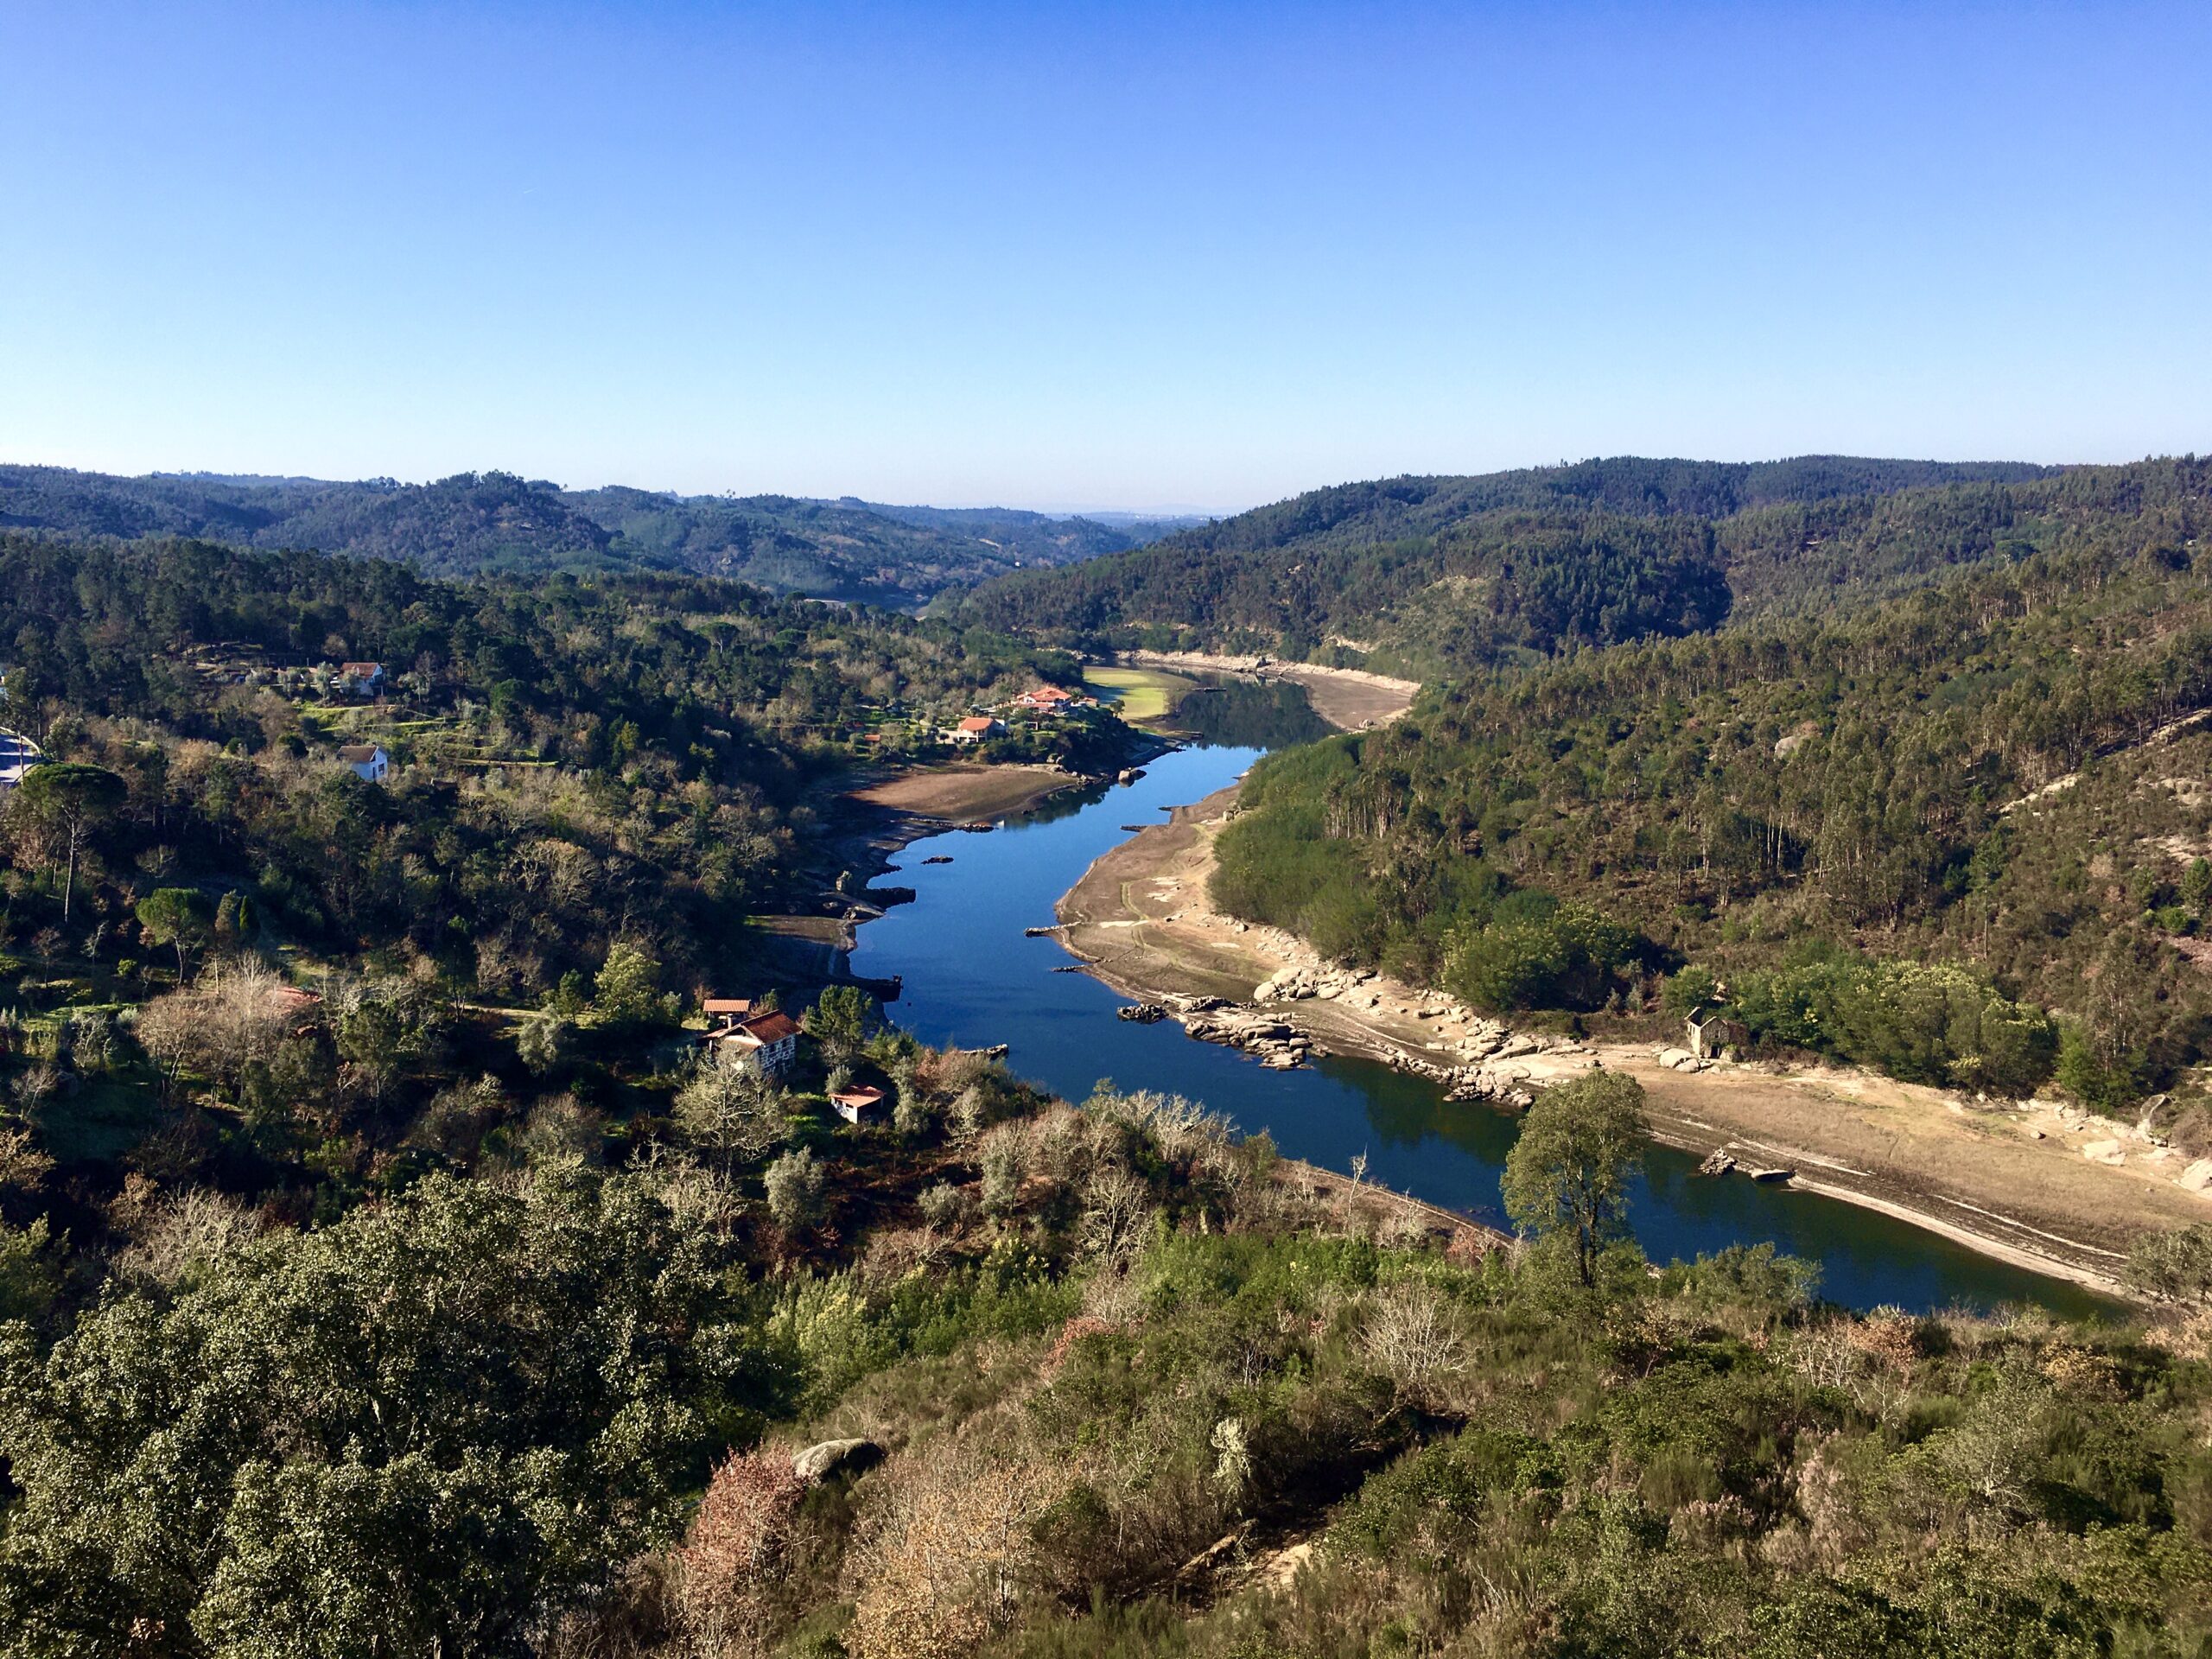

{"left": 1501, "top": 1069, "right": 1649, "bottom": 1285}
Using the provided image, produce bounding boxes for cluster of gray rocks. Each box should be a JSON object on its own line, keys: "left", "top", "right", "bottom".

{"left": 1110, "top": 962, "right": 1590, "bottom": 1102}
{"left": 2034, "top": 1094, "right": 2212, "bottom": 1192}
{"left": 1249, "top": 962, "right": 1584, "bottom": 1103}
{"left": 1398, "top": 1054, "right": 1542, "bottom": 1108}
{"left": 1157, "top": 995, "right": 1315, "bottom": 1069}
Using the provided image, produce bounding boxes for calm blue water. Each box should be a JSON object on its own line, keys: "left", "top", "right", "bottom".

{"left": 850, "top": 741, "right": 2116, "bottom": 1319}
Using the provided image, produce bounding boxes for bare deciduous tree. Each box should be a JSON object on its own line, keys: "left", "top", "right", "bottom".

{"left": 132, "top": 957, "right": 291, "bottom": 1103}
{"left": 1357, "top": 1282, "right": 1470, "bottom": 1408}
{"left": 674, "top": 1055, "right": 791, "bottom": 1166}
{"left": 848, "top": 1431, "right": 1064, "bottom": 1659}
{"left": 1079, "top": 1165, "right": 1154, "bottom": 1267}
{"left": 115, "top": 1185, "right": 265, "bottom": 1288}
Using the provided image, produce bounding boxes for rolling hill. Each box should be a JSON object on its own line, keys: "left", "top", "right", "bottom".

{"left": 947, "top": 454, "right": 2077, "bottom": 675}
{"left": 0, "top": 465, "right": 1193, "bottom": 607}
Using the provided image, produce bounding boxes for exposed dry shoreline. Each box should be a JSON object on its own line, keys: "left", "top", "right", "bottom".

{"left": 844, "top": 762, "right": 1088, "bottom": 824}
{"left": 816, "top": 664, "right": 2177, "bottom": 1298}
{"left": 1053, "top": 787, "right": 2200, "bottom": 1301}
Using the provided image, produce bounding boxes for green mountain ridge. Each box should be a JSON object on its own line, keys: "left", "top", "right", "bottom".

{"left": 12, "top": 481, "right": 2212, "bottom": 1658}
{"left": 950, "top": 454, "right": 2097, "bottom": 675}
{"left": 1195, "top": 454, "right": 2212, "bottom": 1107}
{"left": 0, "top": 465, "right": 1185, "bottom": 607}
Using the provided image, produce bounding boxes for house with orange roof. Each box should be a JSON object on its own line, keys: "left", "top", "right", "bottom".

{"left": 710, "top": 1009, "right": 803, "bottom": 1076}
{"left": 830, "top": 1083, "right": 886, "bottom": 1125}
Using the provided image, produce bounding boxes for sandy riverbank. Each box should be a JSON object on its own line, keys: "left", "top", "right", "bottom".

{"left": 1055, "top": 789, "right": 2205, "bottom": 1299}
{"left": 845, "top": 762, "right": 1088, "bottom": 823}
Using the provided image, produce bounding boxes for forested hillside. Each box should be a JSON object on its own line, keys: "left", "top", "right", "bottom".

{"left": 0, "top": 467, "right": 1179, "bottom": 607}
{"left": 851, "top": 499, "right": 1203, "bottom": 559}
{"left": 10, "top": 1046, "right": 2212, "bottom": 1656}
{"left": 1211, "top": 459, "right": 2212, "bottom": 1107}
{"left": 951, "top": 454, "right": 2092, "bottom": 675}
{"left": 0, "top": 532, "right": 1091, "bottom": 1002}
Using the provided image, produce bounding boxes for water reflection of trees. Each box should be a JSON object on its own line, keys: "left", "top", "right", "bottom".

{"left": 1166, "top": 676, "right": 1331, "bottom": 749}
{"left": 1323, "top": 1058, "right": 1520, "bottom": 1164}
{"left": 1016, "top": 778, "right": 1118, "bottom": 828}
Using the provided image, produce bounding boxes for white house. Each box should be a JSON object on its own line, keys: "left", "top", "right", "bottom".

{"left": 340, "top": 743, "right": 390, "bottom": 783}
{"left": 338, "top": 662, "right": 387, "bottom": 697}
{"left": 950, "top": 715, "right": 1003, "bottom": 746}
{"left": 830, "top": 1084, "right": 886, "bottom": 1126}
{"left": 714, "top": 1010, "right": 803, "bottom": 1077}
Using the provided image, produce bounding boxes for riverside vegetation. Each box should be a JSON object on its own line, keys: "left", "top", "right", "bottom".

{"left": 973, "top": 457, "right": 2212, "bottom": 1128}
{"left": 10, "top": 478, "right": 2212, "bottom": 1656}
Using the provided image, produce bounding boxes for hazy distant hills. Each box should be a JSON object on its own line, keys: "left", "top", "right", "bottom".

{"left": 947, "top": 454, "right": 2117, "bottom": 675}
{"left": 0, "top": 465, "right": 1202, "bottom": 607}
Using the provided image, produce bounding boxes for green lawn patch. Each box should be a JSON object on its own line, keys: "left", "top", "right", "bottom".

{"left": 1082, "top": 665, "right": 1195, "bottom": 723}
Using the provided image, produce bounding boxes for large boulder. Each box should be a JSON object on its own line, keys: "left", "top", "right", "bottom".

{"left": 2180, "top": 1159, "right": 2212, "bottom": 1193}
{"left": 2081, "top": 1139, "right": 2126, "bottom": 1166}
{"left": 792, "top": 1437, "right": 884, "bottom": 1484}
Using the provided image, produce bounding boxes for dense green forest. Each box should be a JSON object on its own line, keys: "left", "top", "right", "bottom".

{"left": 949, "top": 455, "right": 2139, "bottom": 677}
{"left": 0, "top": 532, "right": 1235, "bottom": 1653}
{"left": 0, "top": 467, "right": 1190, "bottom": 607}
{"left": 0, "top": 531, "right": 1112, "bottom": 1005}
{"left": 1207, "top": 457, "right": 2212, "bottom": 1106}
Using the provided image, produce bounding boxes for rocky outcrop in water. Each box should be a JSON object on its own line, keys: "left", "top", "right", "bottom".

{"left": 1173, "top": 1001, "right": 1313, "bottom": 1069}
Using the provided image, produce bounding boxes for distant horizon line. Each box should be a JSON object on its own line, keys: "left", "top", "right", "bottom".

{"left": 12, "top": 445, "right": 2212, "bottom": 530}
{"left": 95, "top": 465, "right": 1240, "bottom": 524}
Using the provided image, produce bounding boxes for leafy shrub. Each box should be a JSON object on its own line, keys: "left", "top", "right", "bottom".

{"left": 1446, "top": 900, "right": 1641, "bottom": 1014}
{"left": 1719, "top": 950, "right": 2056, "bottom": 1096}
{"left": 765, "top": 1147, "right": 828, "bottom": 1229}
{"left": 2056, "top": 1019, "right": 2153, "bottom": 1114}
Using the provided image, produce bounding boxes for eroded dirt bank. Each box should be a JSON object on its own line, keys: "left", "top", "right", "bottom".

{"left": 1056, "top": 790, "right": 2198, "bottom": 1299}
{"left": 845, "top": 762, "right": 1087, "bottom": 823}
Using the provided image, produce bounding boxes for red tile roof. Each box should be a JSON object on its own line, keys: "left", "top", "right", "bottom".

{"left": 957, "top": 716, "right": 997, "bottom": 734}
{"left": 734, "top": 1011, "right": 801, "bottom": 1043}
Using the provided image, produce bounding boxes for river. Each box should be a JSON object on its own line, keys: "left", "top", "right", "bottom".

{"left": 849, "top": 730, "right": 2117, "bottom": 1319}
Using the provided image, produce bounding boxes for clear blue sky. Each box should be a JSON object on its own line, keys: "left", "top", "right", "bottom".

{"left": 3, "top": 2, "right": 2206, "bottom": 512}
